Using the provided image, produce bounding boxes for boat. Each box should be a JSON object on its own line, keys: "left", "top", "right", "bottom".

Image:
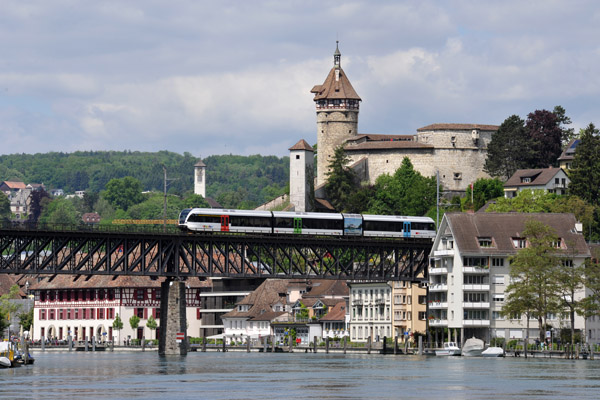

{"left": 435, "top": 342, "right": 461, "bottom": 356}
{"left": 462, "top": 337, "right": 485, "bottom": 357}
{"left": 0, "top": 341, "right": 17, "bottom": 368}
{"left": 482, "top": 347, "right": 504, "bottom": 357}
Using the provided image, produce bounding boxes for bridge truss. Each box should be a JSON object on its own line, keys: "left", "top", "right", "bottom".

{"left": 0, "top": 228, "right": 431, "bottom": 281}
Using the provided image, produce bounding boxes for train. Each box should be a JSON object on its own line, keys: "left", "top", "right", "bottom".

{"left": 178, "top": 208, "right": 436, "bottom": 239}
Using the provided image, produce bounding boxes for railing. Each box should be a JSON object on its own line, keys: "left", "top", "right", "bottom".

{"left": 1, "top": 220, "right": 181, "bottom": 235}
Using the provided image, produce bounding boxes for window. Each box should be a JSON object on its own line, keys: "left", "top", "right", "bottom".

{"left": 136, "top": 289, "right": 145, "bottom": 301}
{"left": 492, "top": 258, "right": 504, "bottom": 267}
{"left": 553, "top": 238, "right": 563, "bottom": 248}
{"left": 478, "top": 238, "right": 493, "bottom": 247}
{"left": 464, "top": 257, "right": 488, "bottom": 267}
{"left": 492, "top": 293, "right": 505, "bottom": 302}
{"left": 492, "top": 275, "right": 505, "bottom": 285}
{"left": 492, "top": 311, "right": 504, "bottom": 320}
{"left": 97, "top": 308, "right": 105, "bottom": 319}
{"left": 418, "top": 311, "right": 427, "bottom": 321}
{"left": 39, "top": 309, "right": 46, "bottom": 320}
{"left": 418, "top": 295, "right": 427, "bottom": 305}
{"left": 512, "top": 238, "right": 527, "bottom": 248}
{"left": 197, "top": 308, "right": 202, "bottom": 320}
{"left": 136, "top": 308, "right": 144, "bottom": 318}
{"left": 521, "top": 177, "right": 531, "bottom": 183}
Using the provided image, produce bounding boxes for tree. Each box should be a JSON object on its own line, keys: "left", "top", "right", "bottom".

{"left": 0, "top": 193, "right": 10, "bottom": 222}
{"left": 146, "top": 315, "right": 158, "bottom": 339}
{"left": 325, "top": 145, "right": 358, "bottom": 212}
{"left": 569, "top": 123, "right": 600, "bottom": 205}
{"left": 368, "top": 157, "right": 436, "bottom": 216}
{"left": 28, "top": 188, "right": 51, "bottom": 223}
{"left": 39, "top": 198, "right": 80, "bottom": 226}
{"left": 484, "top": 115, "right": 532, "bottom": 179}
{"left": 103, "top": 176, "right": 145, "bottom": 211}
{"left": 183, "top": 193, "right": 210, "bottom": 209}
{"left": 503, "top": 220, "right": 561, "bottom": 345}
{"left": 0, "top": 285, "right": 22, "bottom": 338}
{"left": 553, "top": 105, "right": 576, "bottom": 145}
{"left": 526, "top": 109, "right": 563, "bottom": 168}
{"left": 113, "top": 313, "right": 124, "bottom": 344}
{"left": 465, "top": 178, "right": 504, "bottom": 210}
{"left": 129, "top": 315, "right": 140, "bottom": 330}
{"left": 18, "top": 308, "right": 33, "bottom": 331}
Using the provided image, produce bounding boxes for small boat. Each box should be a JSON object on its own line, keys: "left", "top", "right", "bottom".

{"left": 482, "top": 347, "right": 504, "bottom": 357}
{"left": 462, "top": 337, "right": 485, "bottom": 357}
{"left": 0, "top": 356, "right": 11, "bottom": 368}
{"left": 0, "top": 341, "right": 17, "bottom": 368}
{"left": 436, "top": 342, "right": 461, "bottom": 356}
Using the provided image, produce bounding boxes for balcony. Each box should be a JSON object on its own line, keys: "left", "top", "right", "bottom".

{"left": 429, "top": 319, "right": 448, "bottom": 327}
{"left": 352, "top": 299, "right": 364, "bottom": 306}
{"left": 429, "top": 284, "right": 448, "bottom": 292}
{"left": 428, "top": 301, "right": 448, "bottom": 309}
{"left": 462, "top": 302, "right": 490, "bottom": 309}
{"left": 463, "top": 320, "right": 490, "bottom": 327}
{"left": 463, "top": 266, "right": 489, "bottom": 274}
{"left": 462, "top": 284, "right": 490, "bottom": 291}
{"left": 374, "top": 297, "right": 386, "bottom": 306}
{"left": 429, "top": 267, "right": 448, "bottom": 275}
{"left": 432, "top": 249, "right": 454, "bottom": 257}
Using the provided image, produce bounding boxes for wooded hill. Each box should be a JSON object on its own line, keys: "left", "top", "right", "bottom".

{"left": 0, "top": 151, "right": 289, "bottom": 209}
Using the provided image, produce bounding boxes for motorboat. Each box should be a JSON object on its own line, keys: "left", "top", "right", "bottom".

{"left": 482, "top": 346, "right": 504, "bottom": 357}
{"left": 462, "top": 337, "right": 485, "bottom": 357}
{"left": 0, "top": 341, "right": 17, "bottom": 368}
{"left": 435, "top": 342, "right": 461, "bottom": 356}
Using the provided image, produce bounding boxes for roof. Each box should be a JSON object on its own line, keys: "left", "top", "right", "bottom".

{"left": 443, "top": 212, "right": 590, "bottom": 256}
{"left": 311, "top": 66, "right": 361, "bottom": 101}
{"left": 504, "top": 167, "right": 565, "bottom": 187}
{"left": 0, "top": 275, "right": 24, "bottom": 297}
{"left": 558, "top": 138, "right": 580, "bottom": 161}
{"left": 289, "top": 139, "right": 314, "bottom": 152}
{"left": 206, "top": 197, "right": 222, "bottom": 208}
{"left": 222, "top": 279, "right": 288, "bottom": 319}
{"left": 302, "top": 279, "right": 348, "bottom": 298}
{"left": 0, "top": 181, "right": 26, "bottom": 190}
{"left": 29, "top": 275, "right": 211, "bottom": 290}
{"left": 319, "top": 300, "right": 347, "bottom": 322}
{"left": 343, "top": 133, "right": 432, "bottom": 151}
{"left": 194, "top": 160, "right": 206, "bottom": 167}
{"left": 417, "top": 123, "right": 499, "bottom": 132}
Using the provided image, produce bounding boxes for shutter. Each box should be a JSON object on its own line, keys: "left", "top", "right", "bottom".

{"left": 144, "top": 308, "right": 148, "bottom": 319}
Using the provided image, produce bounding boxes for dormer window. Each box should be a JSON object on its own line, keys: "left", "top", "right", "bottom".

{"left": 512, "top": 237, "right": 527, "bottom": 248}
{"left": 478, "top": 237, "right": 494, "bottom": 248}
{"left": 521, "top": 177, "right": 531, "bottom": 183}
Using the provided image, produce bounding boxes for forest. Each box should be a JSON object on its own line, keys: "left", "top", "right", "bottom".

{"left": 0, "top": 151, "right": 289, "bottom": 209}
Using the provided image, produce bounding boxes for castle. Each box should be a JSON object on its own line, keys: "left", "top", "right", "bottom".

{"left": 289, "top": 43, "right": 498, "bottom": 212}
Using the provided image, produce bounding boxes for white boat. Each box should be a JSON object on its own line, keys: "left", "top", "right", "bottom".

{"left": 0, "top": 342, "right": 16, "bottom": 368}
{"left": 462, "top": 337, "right": 485, "bottom": 357}
{"left": 436, "top": 342, "right": 461, "bottom": 356}
{"left": 0, "top": 356, "right": 11, "bottom": 368}
{"left": 482, "top": 347, "right": 504, "bottom": 357}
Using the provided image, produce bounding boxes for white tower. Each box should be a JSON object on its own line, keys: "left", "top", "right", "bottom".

{"left": 194, "top": 160, "right": 206, "bottom": 198}
{"left": 289, "top": 139, "right": 314, "bottom": 212}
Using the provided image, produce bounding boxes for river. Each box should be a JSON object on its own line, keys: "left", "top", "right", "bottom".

{"left": 3, "top": 351, "right": 600, "bottom": 399}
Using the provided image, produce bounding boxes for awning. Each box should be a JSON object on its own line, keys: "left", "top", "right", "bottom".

{"left": 206, "top": 333, "right": 225, "bottom": 339}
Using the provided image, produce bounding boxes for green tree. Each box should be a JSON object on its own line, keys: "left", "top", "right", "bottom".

{"left": 129, "top": 315, "right": 140, "bottom": 336}
{"left": 569, "top": 123, "right": 600, "bottom": 205}
{"left": 103, "top": 176, "right": 145, "bottom": 211}
{"left": 485, "top": 115, "right": 532, "bottom": 179}
{"left": 39, "top": 198, "right": 80, "bottom": 226}
{"left": 553, "top": 105, "right": 576, "bottom": 145}
{"left": 0, "top": 193, "right": 10, "bottom": 221}
{"left": 113, "top": 313, "right": 124, "bottom": 344}
{"left": 0, "top": 285, "right": 22, "bottom": 337}
{"left": 368, "top": 157, "right": 436, "bottom": 216}
{"left": 465, "top": 178, "right": 504, "bottom": 210}
{"left": 555, "top": 243, "right": 586, "bottom": 350}
{"left": 296, "top": 303, "right": 309, "bottom": 320}
{"left": 183, "top": 193, "right": 210, "bottom": 209}
{"left": 146, "top": 315, "right": 158, "bottom": 339}
{"left": 324, "top": 146, "right": 358, "bottom": 212}
{"left": 18, "top": 308, "right": 34, "bottom": 331}
{"left": 503, "top": 220, "right": 561, "bottom": 344}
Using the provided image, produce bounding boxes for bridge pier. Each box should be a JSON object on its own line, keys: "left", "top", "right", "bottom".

{"left": 158, "top": 279, "right": 187, "bottom": 356}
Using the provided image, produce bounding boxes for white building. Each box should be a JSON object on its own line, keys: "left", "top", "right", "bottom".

{"left": 503, "top": 167, "right": 570, "bottom": 198}
{"left": 429, "top": 212, "right": 595, "bottom": 346}
{"left": 348, "top": 281, "right": 392, "bottom": 342}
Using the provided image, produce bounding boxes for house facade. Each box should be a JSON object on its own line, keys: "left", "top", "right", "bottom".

{"left": 428, "top": 212, "right": 595, "bottom": 346}
{"left": 503, "top": 167, "right": 570, "bottom": 198}
{"left": 348, "top": 281, "right": 392, "bottom": 342}
{"left": 391, "top": 280, "right": 428, "bottom": 341}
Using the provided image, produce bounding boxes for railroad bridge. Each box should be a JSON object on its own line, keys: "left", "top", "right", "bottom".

{"left": 0, "top": 225, "right": 432, "bottom": 355}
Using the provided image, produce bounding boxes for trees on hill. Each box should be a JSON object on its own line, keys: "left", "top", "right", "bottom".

{"left": 484, "top": 115, "right": 532, "bottom": 179}
{"left": 569, "top": 123, "right": 600, "bottom": 205}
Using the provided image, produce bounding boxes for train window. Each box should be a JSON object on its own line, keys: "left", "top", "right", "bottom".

{"left": 302, "top": 218, "right": 343, "bottom": 231}
{"left": 187, "top": 214, "right": 221, "bottom": 223}
{"left": 179, "top": 209, "right": 192, "bottom": 224}
{"left": 274, "top": 217, "right": 294, "bottom": 228}
{"left": 363, "top": 220, "right": 403, "bottom": 232}
{"left": 229, "top": 216, "right": 272, "bottom": 228}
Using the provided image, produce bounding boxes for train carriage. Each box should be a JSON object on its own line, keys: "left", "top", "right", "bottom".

{"left": 271, "top": 211, "right": 343, "bottom": 236}
{"left": 182, "top": 208, "right": 273, "bottom": 234}
{"left": 362, "top": 215, "right": 436, "bottom": 238}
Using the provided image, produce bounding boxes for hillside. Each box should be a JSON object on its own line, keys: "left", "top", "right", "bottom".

{"left": 0, "top": 151, "right": 289, "bottom": 209}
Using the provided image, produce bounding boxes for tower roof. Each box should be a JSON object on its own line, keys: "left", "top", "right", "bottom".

{"left": 289, "top": 139, "right": 314, "bottom": 152}
{"left": 194, "top": 160, "right": 206, "bottom": 167}
{"left": 311, "top": 43, "right": 361, "bottom": 101}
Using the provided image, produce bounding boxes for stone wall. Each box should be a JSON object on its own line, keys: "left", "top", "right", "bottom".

{"left": 316, "top": 109, "right": 359, "bottom": 186}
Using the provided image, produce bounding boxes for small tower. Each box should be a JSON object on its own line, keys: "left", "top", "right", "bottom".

{"left": 194, "top": 160, "right": 206, "bottom": 198}
{"left": 289, "top": 139, "right": 315, "bottom": 212}
{"left": 311, "top": 41, "right": 361, "bottom": 186}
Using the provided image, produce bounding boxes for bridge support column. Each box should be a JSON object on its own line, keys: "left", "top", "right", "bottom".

{"left": 158, "top": 279, "right": 187, "bottom": 356}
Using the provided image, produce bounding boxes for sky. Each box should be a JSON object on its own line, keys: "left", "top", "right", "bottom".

{"left": 1, "top": 0, "right": 599, "bottom": 158}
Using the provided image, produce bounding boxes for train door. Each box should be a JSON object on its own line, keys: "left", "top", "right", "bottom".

{"left": 221, "top": 215, "right": 230, "bottom": 232}
{"left": 403, "top": 221, "right": 411, "bottom": 238}
{"left": 293, "top": 218, "right": 302, "bottom": 234}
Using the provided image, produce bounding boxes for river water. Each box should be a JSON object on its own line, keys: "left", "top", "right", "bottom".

{"left": 3, "top": 351, "right": 600, "bottom": 399}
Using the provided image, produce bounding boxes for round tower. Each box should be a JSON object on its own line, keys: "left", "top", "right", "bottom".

{"left": 311, "top": 42, "right": 361, "bottom": 187}
{"left": 194, "top": 160, "right": 206, "bottom": 198}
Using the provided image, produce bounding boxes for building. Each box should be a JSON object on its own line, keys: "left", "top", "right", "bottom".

{"left": 558, "top": 138, "right": 580, "bottom": 172}
{"left": 289, "top": 43, "right": 498, "bottom": 211}
{"left": 30, "top": 275, "right": 218, "bottom": 343}
{"left": 428, "top": 212, "right": 594, "bottom": 346}
{"left": 0, "top": 181, "right": 30, "bottom": 219}
{"left": 348, "top": 281, "right": 392, "bottom": 342}
{"left": 194, "top": 160, "right": 206, "bottom": 198}
{"left": 289, "top": 140, "right": 314, "bottom": 212}
{"left": 503, "top": 167, "right": 569, "bottom": 198}
{"left": 82, "top": 212, "right": 101, "bottom": 224}
{"left": 391, "top": 280, "right": 428, "bottom": 341}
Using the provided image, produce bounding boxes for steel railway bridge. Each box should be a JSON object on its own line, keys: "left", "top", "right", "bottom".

{"left": 0, "top": 226, "right": 432, "bottom": 281}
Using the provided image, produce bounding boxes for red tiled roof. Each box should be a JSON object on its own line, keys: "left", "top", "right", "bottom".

{"left": 417, "top": 123, "right": 498, "bottom": 132}
{"left": 311, "top": 66, "right": 361, "bottom": 101}
{"left": 504, "top": 167, "right": 565, "bottom": 187}
{"left": 319, "top": 301, "right": 347, "bottom": 322}
{"left": 28, "top": 275, "right": 211, "bottom": 290}
{"left": 289, "top": 139, "right": 314, "bottom": 152}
